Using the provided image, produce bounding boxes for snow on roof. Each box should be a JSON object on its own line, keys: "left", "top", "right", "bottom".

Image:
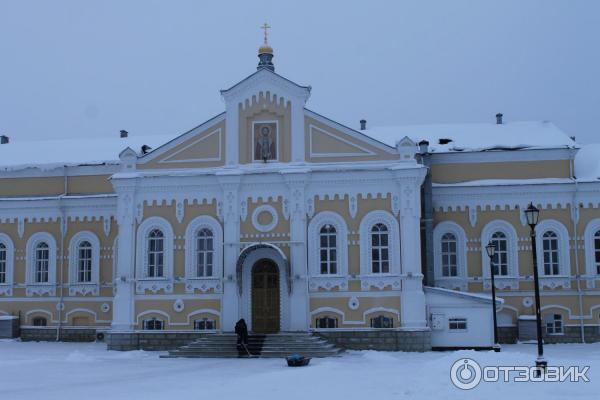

{"left": 574, "top": 143, "right": 600, "bottom": 181}
{"left": 0, "top": 134, "right": 174, "bottom": 172}
{"left": 365, "top": 121, "right": 576, "bottom": 153}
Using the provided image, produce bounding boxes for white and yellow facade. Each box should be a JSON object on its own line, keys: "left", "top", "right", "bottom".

{"left": 0, "top": 41, "right": 598, "bottom": 350}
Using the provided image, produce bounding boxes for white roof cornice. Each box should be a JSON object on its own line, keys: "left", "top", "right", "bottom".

{"left": 220, "top": 68, "right": 311, "bottom": 104}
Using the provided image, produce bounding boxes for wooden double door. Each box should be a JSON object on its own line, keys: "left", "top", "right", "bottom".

{"left": 251, "top": 259, "right": 280, "bottom": 333}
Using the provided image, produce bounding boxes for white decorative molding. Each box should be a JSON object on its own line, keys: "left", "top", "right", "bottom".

{"left": 468, "top": 206, "right": 477, "bottom": 227}
{"left": 391, "top": 194, "right": 400, "bottom": 216}
{"left": 348, "top": 296, "right": 359, "bottom": 310}
{"left": 282, "top": 198, "right": 290, "bottom": 220}
{"left": 240, "top": 200, "right": 248, "bottom": 221}
{"left": 136, "top": 279, "right": 173, "bottom": 294}
{"left": 251, "top": 204, "right": 279, "bottom": 232}
{"left": 349, "top": 194, "right": 358, "bottom": 219}
{"left": 176, "top": 201, "right": 184, "bottom": 224}
{"left": 135, "top": 202, "right": 144, "bottom": 223}
{"left": 185, "top": 278, "right": 222, "bottom": 294}
{"left": 306, "top": 197, "right": 315, "bottom": 218}
{"left": 308, "top": 124, "right": 376, "bottom": 158}
{"left": 309, "top": 277, "right": 348, "bottom": 291}
{"left": 159, "top": 128, "right": 223, "bottom": 164}
{"left": 483, "top": 277, "right": 519, "bottom": 290}
{"left": 69, "top": 284, "right": 99, "bottom": 296}
{"left": 539, "top": 276, "right": 571, "bottom": 290}
{"left": 103, "top": 217, "right": 111, "bottom": 237}
{"left": 173, "top": 299, "right": 185, "bottom": 313}
{"left": 360, "top": 276, "right": 402, "bottom": 291}
{"left": 17, "top": 218, "right": 24, "bottom": 238}
{"left": 101, "top": 303, "right": 111, "bottom": 313}
{"left": 434, "top": 277, "right": 468, "bottom": 291}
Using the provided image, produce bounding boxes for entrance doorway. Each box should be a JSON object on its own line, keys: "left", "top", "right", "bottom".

{"left": 251, "top": 259, "right": 280, "bottom": 333}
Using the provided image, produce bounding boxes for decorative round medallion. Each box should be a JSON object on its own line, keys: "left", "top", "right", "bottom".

{"left": 251, "top": 205, "right": 279, "bottom": 232}
{"left": 348, "top": 296, "right": 360, "bottom": 310}
{"left": 173, "top": 299, "right": 185, "bottom": 313}
{"left": 56, "top": 302, "right": 65, "bottom": 311}
{"left": 522, "top": 297, "right": 534, "bottom": 307}
{"left": 101, "top": 303, "right": 111, "bottom": 313}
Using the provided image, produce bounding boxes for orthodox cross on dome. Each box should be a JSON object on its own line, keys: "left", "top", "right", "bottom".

{"left": 261, "top": 22, "right": 271, "bottom": 45}
{"left": 257, "top": 22, "right": 275, "bottom": 71}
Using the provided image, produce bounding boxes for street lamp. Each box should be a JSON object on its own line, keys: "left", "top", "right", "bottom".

{"left": 524, "top": 202, "right": 547, "bottom": 376}
{"left": 485, "top": 241, "right": 501, "bottom": 352}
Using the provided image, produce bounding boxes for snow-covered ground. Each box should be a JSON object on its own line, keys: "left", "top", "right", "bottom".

{"left": 0, "top": 340, "right": 597, "bottom": 400}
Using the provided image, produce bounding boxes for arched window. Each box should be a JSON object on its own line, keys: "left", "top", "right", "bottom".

{"left": 35, "top": 242, "right": 50, "bottom": 283}
{"left": 77, "top": 241, "right": 93, "bottom": 283}
{"left": 370, "top": 223, "right": 389, "bottom": 274}
{"left": 542, "top": 231, "right": 560, "bottom": 276}
{"left": 147, "top": 229, "right": 164, "bottom": 278}
{"left": 594, "top": 230, "right": 600, "bottom": 275}
{"left": 33, "top": 317, "right": 47, "bottom": 327}
{"left": 490, "top": 231, "right": 509, "bottom": 276}
{"left": 319, "top": 224, "right": 337, "bottom": 275}
{"left": 196, "top": 228, "right": 214, "bottom": 277}
{"left": 441, "top": 233, "right": 457, "bottom": 277}
{"left": 0, "top": 243, "right": 6, "bottom": 284}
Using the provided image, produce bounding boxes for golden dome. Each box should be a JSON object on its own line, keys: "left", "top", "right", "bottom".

{"left": 259, "top": 44, "right": 273, "bottom": 54}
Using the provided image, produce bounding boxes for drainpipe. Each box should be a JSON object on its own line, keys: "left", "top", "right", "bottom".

{"left": 418, "top": 141, "right": 434, "bottom": 286}
{"left": 569, "top": 149, "right": 585, "bottom": 343}
{"left": 56, "top": 166, "right": 68, "bottom": 341}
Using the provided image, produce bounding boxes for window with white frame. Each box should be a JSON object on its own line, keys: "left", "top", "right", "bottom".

{"left": 370, "top": 315, "right": 393, "bottom": 328}
{"left": 194, "top": 318, "right": 216, "bottom": 330}
{"left": 32, "top": 316, "right": 47, "bottom": 327}
{"left": 448, "top": 317, "right": 467, "bottom": 330}
{"left": 359, "top": 211, "right": 400, "bottom": 277}
{"left": 490, "top": 231, "right": 509, "bottom": 276}
{"left": 196, "top": 228, "right": 214, "bottom": 277}
{"left": 594, "top": 230, "right": 600, "bottom": 274}
{"left": 542, "top": 231, "right": 560, "bottom": 276}
{"left": 371, "top": 223, "right": 390, "bottom": 274}
{"left": 545, "top": 314, "right": 563, "bottom": 334}
{"left": 35, "top": 242, "right": 50, "bottom": 283}
{"left": 77, "top": 241, "right": 93, "bottom": 283}
{"left": 143, "top": 318, "right": 164, "bottom": 330}
{"left": 0, "top": 243, "right": 6, "bottom": 284}
{"left": 147, "top": 229, "right": 165, "bottom": 278}
{"left": 441, "top": 233, "right": 457, "bottom": 277}
{"left": 319, "top": 224, "right": 337, "bottom": 275}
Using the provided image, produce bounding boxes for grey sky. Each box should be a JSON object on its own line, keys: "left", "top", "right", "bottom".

{"left": 1, "top": 0, "right": 599, "bottom": 144}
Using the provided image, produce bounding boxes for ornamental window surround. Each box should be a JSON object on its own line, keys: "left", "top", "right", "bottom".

{"left": 359, "top": 211, "right": 401, "bottom": 277}
{"left": 184, "top": 216, "right": 223, "bottom": 281}
{"left": 0, "top": 233, "right": 14, "bottom": 291}
{"left": 135, "top": 217, "right": 174, "bottom": 282}
{"left": 433, "top": 221, "right": 468, "bottom": 287}
{"left": 582, "top": 219, "right": 600, "bottom": 285}
{"left": 534, "top": 219, "right": 570, "bottom": 279}
{"left": 480, "top": 220, "right": 519, "bottom": 280}
{"left": 26, "top": 232, "right": 57, "bottom": 291}
{"left": 68, "top": 231, "right": 101, "bottom": 292}
{"left": 307, "top": 211, "right": 349, "bottom": 278}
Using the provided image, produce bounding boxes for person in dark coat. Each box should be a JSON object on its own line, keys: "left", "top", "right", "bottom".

{"left": 235, "top": 318, "right": 248, "bottom": 349}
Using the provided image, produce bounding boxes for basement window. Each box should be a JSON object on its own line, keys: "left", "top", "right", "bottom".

{"left": 194, "top": 318, "right": 216, "bottom": 330}
{"left": 370, "top": 315, "right": 393, "bottom": 328}
{"left": 143, "top": 318, "right": 164, "bottom": 330}
{"left": 316, "top": 316, "right": 338, "bottom": 329}
{"left": 32, "top": 317, "right": 47, "bottom": 327}
{"left": 545, "top": 314, "right": 563, "bottom": 335}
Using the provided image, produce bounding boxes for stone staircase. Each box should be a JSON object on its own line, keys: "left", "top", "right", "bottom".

{"left": 162, "top": 332, "right": 343, "bottom": 358}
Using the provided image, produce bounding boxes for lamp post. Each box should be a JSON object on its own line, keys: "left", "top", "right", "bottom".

{"left": 485, "top": 241, "right": 501, "bottom": 352}
{"left": 524, "top": 202, "right": 547, "bottom": 377}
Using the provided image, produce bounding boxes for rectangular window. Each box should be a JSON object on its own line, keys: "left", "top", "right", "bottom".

{"left": 78, "top": 247, "right": 92, "bottom": 283}
{"left": 194, "top": 318, "right": 216, "bottom": 330}
{"left": 545, "top": 314, "right": 563, "bottom": 335}
{"left": 316, "top": 317, "right": 338, "bottom": 329}
{"left": 595, "top": 237, "right": 600, "bottom": 274}
{"left": 448, "top": 318, "right": 467, "bottom": 330}
{"left": 36, "top": 248, "right": 49, "bottom": 283}
{"left": 143, "top": 318, "right": 164, "bottom": 330}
